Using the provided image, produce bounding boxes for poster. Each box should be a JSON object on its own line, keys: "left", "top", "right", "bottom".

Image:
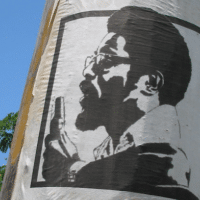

{"left": 27, "top": 5, "right": 200, "bottom": 199}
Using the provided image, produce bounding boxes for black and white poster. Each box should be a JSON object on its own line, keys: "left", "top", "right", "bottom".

{"left": 31, "top": 5, "right": 200, "bottom": 200}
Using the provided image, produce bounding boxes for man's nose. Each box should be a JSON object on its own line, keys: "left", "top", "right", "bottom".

{"left": 83, "top": 62, "right": 96, "bottom": 80}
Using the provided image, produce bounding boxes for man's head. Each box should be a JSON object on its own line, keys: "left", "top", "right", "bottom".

{"left": 76, "top": 6, "right": 191, "bottom": 142}
{"left": 107, "top": 6, "right": 191, "bottom": 106}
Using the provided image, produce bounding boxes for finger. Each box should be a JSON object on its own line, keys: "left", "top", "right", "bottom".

{"left": 58, "top": 139, "right": 73, "bottom": 159}
{"left": 61, "top": 131, "right": 75, "bottom": 146}
{"left": 60, "top": 132, "right": 78, "bottom": 158}
{"left": 60, "top": 132, "right": 76, "bottom": 157}
{"left": 60, "top": 131, "right": 71, "bottom": 144}
{"left": 49, "top": 140, "right": 68, "bottom": 158}
{"left": 70, "top": 161, "right": 87, "bottom": 173}
{"left": 60, "top": 131, "right": 67, "bottom": 144}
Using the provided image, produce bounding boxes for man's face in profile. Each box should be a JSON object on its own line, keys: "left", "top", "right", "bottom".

{"left": 83, "top": 32, "right": 131, "bottom": 100}
{"left": 76, "top": 32, "right": 144, "bottom": 141}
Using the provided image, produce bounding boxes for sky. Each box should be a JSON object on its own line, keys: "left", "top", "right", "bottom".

{"left": 0, "top": 0, "right": 46, "bottom": 166}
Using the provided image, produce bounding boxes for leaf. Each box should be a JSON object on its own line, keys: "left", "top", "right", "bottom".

{"left": 0, "top": 165, "right": 6, "bottom": 191}
{"left": 0, "top": 112, "right": 18, "bottom": 153}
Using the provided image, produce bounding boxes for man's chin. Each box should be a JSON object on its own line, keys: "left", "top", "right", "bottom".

{"left": 76, "top": 94, "right": 103, "bottom": 131}
{"left": 76, "top": 80, "right": 103, "bottom": 131}
{"left": 75, "top": 109, "right": 102, "bottom": 131}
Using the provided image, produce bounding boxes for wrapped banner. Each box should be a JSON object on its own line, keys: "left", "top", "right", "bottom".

{"left": 1, "top": 0, "right": 200, "bottom": 199}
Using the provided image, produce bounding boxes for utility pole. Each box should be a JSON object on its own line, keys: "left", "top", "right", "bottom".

{"left": 1, "top": 1, "right": 200, "bottom": 199}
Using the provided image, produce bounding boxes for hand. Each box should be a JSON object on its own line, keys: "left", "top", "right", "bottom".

{"left": 70, "top": 161, "right": 87, "bottom": 173}
{"left": 49, "top": 131, "right": 79, "bottom": 160}
{"left": 48, "top": 97, "right": 80, "bottom": 160}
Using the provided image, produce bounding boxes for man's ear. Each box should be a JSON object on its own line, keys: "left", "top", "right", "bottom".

{"left": 141, "top": 70, "right": 164, "bottom": 96}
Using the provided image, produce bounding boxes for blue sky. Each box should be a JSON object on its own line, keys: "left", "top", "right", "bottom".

{"left": 0, "top": 0, "right": 46, "bottom": 166}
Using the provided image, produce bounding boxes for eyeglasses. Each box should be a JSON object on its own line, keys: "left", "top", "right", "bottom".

{"left": 84, "top": 53, "right": 132, "bottom": 73}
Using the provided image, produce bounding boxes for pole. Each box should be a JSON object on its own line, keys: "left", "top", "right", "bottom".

{"left": 1, "top": 1, "right": 200, "bottom": 199}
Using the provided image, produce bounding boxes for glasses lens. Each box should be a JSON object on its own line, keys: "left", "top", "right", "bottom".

{"left": 96, "top": 54, "right": 114, "bottom": 69}
{"left": 85, "top": 54, "right": 131, "bottom": 71}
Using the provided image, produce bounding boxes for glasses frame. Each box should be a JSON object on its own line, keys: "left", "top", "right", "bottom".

{"left": 84, "top": 53, "right": 132, "bottom": 72}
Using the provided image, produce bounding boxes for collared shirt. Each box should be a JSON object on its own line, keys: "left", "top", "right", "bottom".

{"left": 93, "top": 105, "right": 190, "bottom": 187}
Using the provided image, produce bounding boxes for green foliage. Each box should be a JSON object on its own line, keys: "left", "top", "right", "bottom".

{"left": 0, "top": 112, "right": 18, "bottom": 153}
{"left": 0, "top": 165, "right": 6, "bottom": 191}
